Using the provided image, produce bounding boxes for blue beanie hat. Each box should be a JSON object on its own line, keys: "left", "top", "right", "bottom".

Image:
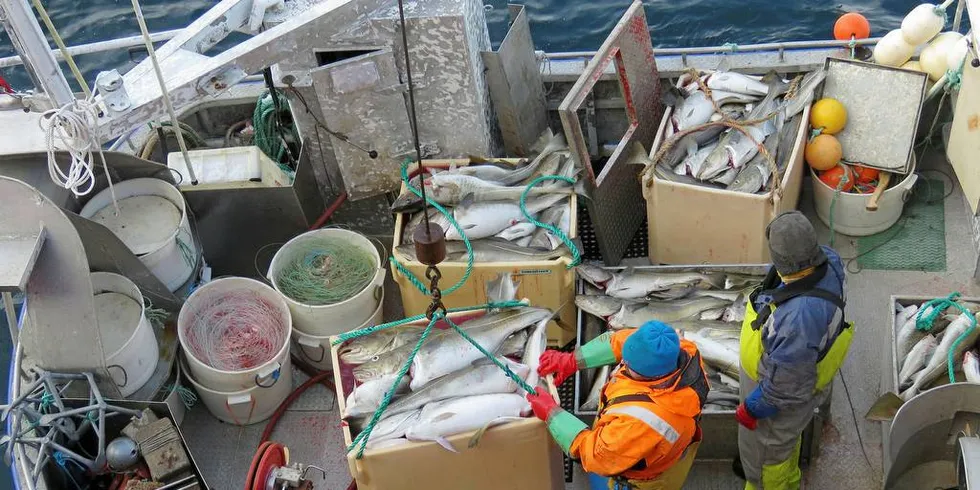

{"left": 622, "top": 321, "right": 681, "bottom": 378}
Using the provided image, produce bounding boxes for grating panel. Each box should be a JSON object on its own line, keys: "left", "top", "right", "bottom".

{"left": 577, "top": 201, "right": 649, "bottom": 263}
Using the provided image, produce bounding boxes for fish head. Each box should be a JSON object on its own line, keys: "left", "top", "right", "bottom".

{"left": 698, "top": 143, "right": 732, "bottom": 180}
{"left": 352, "top": 357, "right": 401, "bottom": 382}
{"left": 577, "top": 264, "right": 613, "bottom": 288}
{"left": 391, "top": 188, "right": 424, "bottom": 213}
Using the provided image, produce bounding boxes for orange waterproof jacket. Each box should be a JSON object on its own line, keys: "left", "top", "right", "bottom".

{"left": 569, "top": 330, "right": 708, "bottom": 480}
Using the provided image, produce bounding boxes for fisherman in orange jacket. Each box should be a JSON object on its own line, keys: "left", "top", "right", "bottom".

{"left": 528, "top": 321, "right": 708, "bottom": 490}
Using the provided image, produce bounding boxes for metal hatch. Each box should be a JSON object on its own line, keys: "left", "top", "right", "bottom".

{"left": 558, "top": 0, "right": 662, "bottom": 265}
{"left": 311, "top": 48, "right": 413, "bottom": 200}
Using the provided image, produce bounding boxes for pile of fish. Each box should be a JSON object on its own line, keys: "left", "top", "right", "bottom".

{"left": 647, "top": 68, "right": 827, "bottom": 194}
{"left": 336, "top": 303, "right": 554, "bottom": 451}
{"left": 894, "top": 300, "right": 980, "bottom": 401}
{"left": 392, "top": 130, "right": 580, "bottom": 261}
{"left": 575, "top": 265, "right": 764, "bottom": 412}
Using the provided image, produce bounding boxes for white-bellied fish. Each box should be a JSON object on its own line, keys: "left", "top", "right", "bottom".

{"left": 499, "top": 329, "right": 529, "bottom": 357}
{"left": 395, "top": 238, "right": 569, "bottom": 262}
{"left": 683, "top": 331, "right": 740, "bottom": 378}
{"left": 897, "top": 334, "right": 937, "bottom": 390}
{"left": 360, "top": 409, "right": 422, "bottom": 449}
{"left": 602, "top": 270, "right": 725, "bottom": 299}
{"left": 390, "top": 173, "right": 576, "bottom": 213}
{"left": 340, "top": 326, "right": 423, "bottom": 365}
{"left": 494, "top": 222, "right": 538, "bottom": 242}
{"left": 384, "top": 360, "right": 529, "bottom": 418}
{"left": 521, "top": 313, "right": 553, "bottom": 389}
{"left": 447, "top": 192, "right": 566, "bottom": 240}
{"left": 580, "top": 364, "right": 612, "bottom": 411}
{"left": 670, "top": 90, "right": 715, "bottom": 132}
{"left": 707, "top": 71, "right": 772, "bottom": 96}
{"left": 486, "top": 273, "right": 520, "bottom": 305}
{"left": 404, "top": 393, "right": 530, "bottom": 452}
{"left": 343, "top": 375, "right": 410, "bottom": 418}
{"left": 608, "top": 297, "right": 730, "bottom": 330}
{"left": 902, "top": 312, "right": 980, "bottom": 400}
{"left": 965, "top": 350, "right": 980, "bottom": 383}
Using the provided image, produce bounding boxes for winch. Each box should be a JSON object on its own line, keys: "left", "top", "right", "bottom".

{"left": 245, "top": 442, "right": 326, "bottom": 490}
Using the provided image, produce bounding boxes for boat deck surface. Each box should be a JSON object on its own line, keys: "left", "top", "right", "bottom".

{"left": 175, "top": 145, "right": 978, "bottom": 490}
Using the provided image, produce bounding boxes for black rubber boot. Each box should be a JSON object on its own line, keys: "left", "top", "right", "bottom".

{"left": 732, "top": 456, "right": 745, "bottom": 480}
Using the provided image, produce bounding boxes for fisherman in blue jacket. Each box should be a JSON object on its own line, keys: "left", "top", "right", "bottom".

{"left": 734, "top": 211, "right": 852, "bottom": 490}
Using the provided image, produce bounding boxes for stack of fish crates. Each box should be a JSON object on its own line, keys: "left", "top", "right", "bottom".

{"left": 573, "top": 264, "right": 825, "bottom": 463}
{"left": 642, "top": 71, "right": 810, "bottom": 265}
{"left": 390, "top": 159, "right": 578, "bottom": 347}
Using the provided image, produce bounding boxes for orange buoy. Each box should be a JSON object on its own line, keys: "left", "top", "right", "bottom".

{"left": 805, "top": 134, "right": 843, "bottom": 171}
{"left": 819, "top": 164, "right": 855, "bottom": 192}
{"left": 853, "top": 165, "right": 879, "bottom": 184}
{"left": 835, "top": 13, "right": 871, "bottom": 41}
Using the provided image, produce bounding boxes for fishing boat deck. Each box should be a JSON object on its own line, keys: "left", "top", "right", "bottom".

{"left": 166, "top": 143, "right": 980, "bottom": 489}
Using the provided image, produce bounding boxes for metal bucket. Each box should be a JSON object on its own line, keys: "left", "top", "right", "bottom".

{"left": 90, "top": 272, "right": 159, "bottom": 398}
{"left": 80, "top": 178, "right": 199, "bottom": 291}
{"left": 268, "top": 229, "right": 385, "bottom": 337}
{"left": 178, "top": 277, "right": 292, "bottom": 392}
{"left": 811, "top": 157, "right": 918, "bottom": 237}
{"left": 181, "top": 356, "right": 292, "bottom": 426}
{"left": 291, "top": 291, "right": 384, "bottom": 371}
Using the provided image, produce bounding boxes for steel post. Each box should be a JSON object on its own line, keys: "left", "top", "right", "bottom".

{"left": 0, "top": 0, "right": 73, "bottom": 105}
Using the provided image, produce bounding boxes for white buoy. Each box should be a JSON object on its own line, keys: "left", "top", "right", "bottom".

{"left": 901, "top": 4, "right": 946, "bottom": 45}
{"left": 946, "top": 36, "right": 970, "bottom": 71}
{"left": 875, "top": 29, "right": 917, "bottom": 67}
{"left": 901, "top": 60, "right": 924, "bottom": 72}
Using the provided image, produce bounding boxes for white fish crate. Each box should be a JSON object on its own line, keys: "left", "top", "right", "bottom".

{"left": 329, "top": 310, "right": 565, "bottom": 490}
{"left": 642, "top": 71, "right": 809, "bottom": 265}
{"left": 391, "top": 159, "right": 579, "bottom": 347}
{"left": 573, "top": 264, "right": 778, "bottom": 462}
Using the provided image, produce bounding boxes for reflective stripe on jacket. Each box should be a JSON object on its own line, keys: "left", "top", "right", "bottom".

{"left": 570, "top": 330, "right": 707, "bottom": 481}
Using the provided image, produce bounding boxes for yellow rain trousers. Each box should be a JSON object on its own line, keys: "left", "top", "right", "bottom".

{"left": 738, "top": 297, "right": 853, "bottom": 490}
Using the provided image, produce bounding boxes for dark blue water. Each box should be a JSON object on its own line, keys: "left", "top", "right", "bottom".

{"left": 0, "top": 0, "right": 923, "bottom": 90}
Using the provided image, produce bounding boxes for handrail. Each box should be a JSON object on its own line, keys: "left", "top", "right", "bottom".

{"left": 542, "top": 36, "right": 884, "bottom": 60}
{"left": 0, "top": 29, "right": 182, "bottom": 69}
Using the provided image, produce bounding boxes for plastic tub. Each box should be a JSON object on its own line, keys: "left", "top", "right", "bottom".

{"left": 811, "top": 157, "right": 917, "bottom": 236}
{"left": 90, "top": 272, "right": 160, "bottom": 398}
{"left": 178, "top": 277, "right": 292, "bottom": 392}
{"left": 181, "top": 356, "right": 293, "bottom": 426}
{"left": 292, "top": 292, "right": 384, "bottom": 371}
{"left": 80, "top": 178, "right": 199, "bottom": 292}
{"left": 268, "top": 229, "right": 385, "bottom": 337}
{"left": 167, "top": 146, "right": 293, "bottom": 190}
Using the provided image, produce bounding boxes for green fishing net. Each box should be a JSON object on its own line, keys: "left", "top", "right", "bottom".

{"left": 276, "top": 239, "right": 376, "bottom": 306}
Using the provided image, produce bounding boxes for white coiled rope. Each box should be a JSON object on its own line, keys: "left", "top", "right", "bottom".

{"left": 39, "top": 94, "right": 119, "bottom": 210}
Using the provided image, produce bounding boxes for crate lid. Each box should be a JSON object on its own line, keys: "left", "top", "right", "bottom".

{"left": 819, "top": 58, "right": 928, "bottom": 175}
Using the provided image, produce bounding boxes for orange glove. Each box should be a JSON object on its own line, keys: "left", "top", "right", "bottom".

{"left": 526, "top": 386, "right": 560, "bottom": 421}
{"left": 538, "top": 350, "right": 578, "bottom": 385}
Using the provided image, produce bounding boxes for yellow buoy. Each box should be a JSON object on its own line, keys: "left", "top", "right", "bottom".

{"left": 809, "top": 99, "right": 848, "bottom": 135}
{"left": 874, "top": 29, "right": 916, "bottom": 67}
{"left": 805, "top": 134, "right": 843, "bottom": 171}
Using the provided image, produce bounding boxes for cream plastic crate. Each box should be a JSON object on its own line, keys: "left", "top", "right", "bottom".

{"left": 642, "top": 73, "right": 809, "bottom": 265}
{"left": 167, "top": 146, "right": 292, "bottom": 190}
{"left": 391, "top": 159, "right": 578, "bottom": 347}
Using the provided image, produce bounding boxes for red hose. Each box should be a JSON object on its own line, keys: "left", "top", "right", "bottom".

{"left": 309, "top": 191, "right": 347, "bottom": 231}
{"left": 0, "top": 75, "right": 12, "bottom": 94}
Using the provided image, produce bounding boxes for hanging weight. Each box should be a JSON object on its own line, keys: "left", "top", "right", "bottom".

{"left": 413, "top": 222, "right": 446, "bottom": 266}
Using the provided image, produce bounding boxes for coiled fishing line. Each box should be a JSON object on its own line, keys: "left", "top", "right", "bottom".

{"left": 183, "top": 290, "right": 288, "bottom": 371}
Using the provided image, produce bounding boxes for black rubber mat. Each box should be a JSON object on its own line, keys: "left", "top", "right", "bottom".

{"left": 577, "top": 202, "right": 649, "bottom": 263}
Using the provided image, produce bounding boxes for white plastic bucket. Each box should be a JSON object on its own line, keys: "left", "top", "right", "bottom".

{"left": 811, "top": 158, "right": 918, "bottom": 236}
{"left": 292, "top": 291, "right": 384, "bottom": 371}
{"left": 80, "top": 178, "right": 199, "bottom": 292}
{"left": 178, "top": 277, "right": 292, "bottom": 392}
{"left": 181, "top": 356, "right": 292, "bottom": 426}
{"left": 90, "top": 272, "right": 159, "bottom": 398}
{"left": 268, "top": 229, "right": 385, "bottom": 337}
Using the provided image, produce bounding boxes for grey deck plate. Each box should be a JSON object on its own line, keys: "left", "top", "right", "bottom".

{"left": 0, "top": 229, "right": 45, "bottom": 291}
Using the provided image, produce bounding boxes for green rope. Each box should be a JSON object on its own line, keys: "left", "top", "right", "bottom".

{"left": 164, "top": 384, "right": 198, "bottom": 410}
{"left": 848, "top": 36, "right": 857, "bottom": 59}
{"left": 444, "top": 315, "right": 535, "bottom": 394}
{"left": 944, "top": 51, "right": 967, "bottom": 91}
{"left": 176, "top": 235, "right": 195, "bottom": 269}
{"left": 389, "top": 160, "right": 475, "bottom": 296}
{"left": 520, "top": 175, "right": 581, "bottom": 268}
{"left": 914, "top": 292, "right": 978, "bottom": 383}
{"left": 722, "top": 42, "right": 739, "bottom": 53}
{"left": 253, "top": 89, "right": 298, "bottom": 171}
{"left": 275, "top": 239, "right": 376, "bottom": 305}
{"left": 143, "top": 298, "right": 169, "bottom": 328}
{"left": 331, "top": 299, "right": 528, "bottom": 345}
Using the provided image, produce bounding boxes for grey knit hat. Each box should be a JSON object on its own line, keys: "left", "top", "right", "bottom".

{"left": 766, "top": 211, "right": 827, "bottom": 276}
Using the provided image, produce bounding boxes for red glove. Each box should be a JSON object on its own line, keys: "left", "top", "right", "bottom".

{"left": 736, "top": 403, "right": 757, "bottom": 431}
{"left": 526, "top": 386, "right": 561, "bottom": 421}
{"left": 537, "top": 350, "right": 578, "bottom": 385}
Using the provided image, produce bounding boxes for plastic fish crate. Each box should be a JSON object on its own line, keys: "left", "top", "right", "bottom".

{"left": 642, "top": 72, "right": 809, "bottom": 265}
{"left": 567, "top": 263, "right": 841, "bottom": 463}
{"left": 391, "top": 159, "right": 578, "bottom": 347}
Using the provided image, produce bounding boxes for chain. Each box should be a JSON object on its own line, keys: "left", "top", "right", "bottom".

{"left": 424, "top": 265, "right": 447, "bottom": 320}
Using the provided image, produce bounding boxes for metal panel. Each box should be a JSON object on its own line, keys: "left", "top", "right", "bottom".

{"left": 481, "top": 4, "right": 548, "bottom": 156}
{"left": 948, "top": 59, "right": 980, "bottom": 214}
{"left": 821, "top": 58, "right": 926, "bottom": 174}
{"left": 312, "top": 49, "right": 413, "bottom": 200}
{"left": 557, "top": 1, "right": 662, "bottom": 265}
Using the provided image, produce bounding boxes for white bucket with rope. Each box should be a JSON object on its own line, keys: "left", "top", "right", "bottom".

{"left": 181, "top": 356, "right": 292, "bottom": 426}
{"left": 811, "top": 157, "right": 918, "bottom": 236}
{"left": 80, "top": 178, "right": 199, "bottom": 292}
{"left": 291, "top": 291, "right": 384, "bottom": 371}
{"left": 178, "top": 277, "right": 292, "bottom": 392}
{"left": 90, "top": 272, "right": 159, "bottom": 398}
{"left": 268, "top": 229, "right": 385, "bottom": 337}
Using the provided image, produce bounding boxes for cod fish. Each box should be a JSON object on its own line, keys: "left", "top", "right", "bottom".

{"left": 395, "top": 238, "right": 569, "bottom": 263}
{"left": 896, "top": 305, "right": 933, "bottom": 361}
{"left": 344, "top": 375, "right": 410, "bottom": 418}
{"left": 580, "top": 365, "right": 612, "bottom": 411}
{"left": 385, "top": 360, "right": 529, "bottom": 418}
{"left": 902, "top": 312, "right": 980, "bottom": 400}
{"left": 728, "top": 108, "right": 784, "bottom": 194}
{"left": 447, "top": 160, "right": 527, "bottom": 185}
{"left": 676, "top": 141, "right": 719, "bottom": 178}
{"left": 522, "top": 313, "right": 553, "bottom": 389}
{"left": 670, "top": 90, "right": 715, "bottom": 133}
{"left": 609, "top": 297, "right": 730, "bottom": 330}
{"left": 582, "top": 268, "right": 726, "bottom": 299}
{"left": 390, "top": 173, "right": 576, "bottom": 213}
{"left": 495, "top": 222, "right": 538, "bottom": 242}
{"left": 724, "top": 273, "right": 765, "bottom": 290}
{"left": 897, "top": 335, "right": 937, "bottom": 390}
{"left": 782, "top": 69, "right": 827, "bottom": 120}
{"left": 403, "top": 208, "right": 454, "bottom": 245}
{"left": 706, "top": 71, "right": 773, "bottom": 96}
{"left": 576, "top": 295, "right": 640, "bottom": 319}
{"left": 339, "top": 326, "right": 424, "bottom": 365}
{"left": 353, "top": 344, "right": 415, "bottom": 382}
{"left": 964, "top": 351, "right": 980, "bottom": 383}
{"left": 361, "top": 409, "right": 422, "bottom": 449}
{"left": 410, "top": 308, "right": 552, "bottom": 389}
{"left": 449, "top": 193, "right": 566, "bottom": 240}
{"left": 711, "top": 90, "right": 761, "bottom": 105}
{"left": 528, "top": 198, "right": 570, "bottom": 250}
{"left": 498, "top": 329, "right": 529, "bottom": 357}
{"left": 683, "top": 331, "right": 741, "bottom": 378}
{"left": 404, "top": 393, "right": 530, "bottom": 452}
{"left": 486, "top": 273, "right": 520, "bottom": 305}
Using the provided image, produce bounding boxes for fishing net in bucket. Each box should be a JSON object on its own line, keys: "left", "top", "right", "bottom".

{"left": 182, "top": 290, "right": 288, "bottom": 371}
{"left": 275, "top": 238, "right": 376, "bottom": 306}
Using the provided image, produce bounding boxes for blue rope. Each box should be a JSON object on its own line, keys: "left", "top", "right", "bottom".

{"left": 915, "top": 292, "right": 978, "bottom": 383}
{"left": 519, "top": 175, "right": 582, "bottom": 268}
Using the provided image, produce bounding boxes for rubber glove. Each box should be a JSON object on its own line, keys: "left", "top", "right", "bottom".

{"left": 538, "top": 350, "right": 578, "bottom": 385}
{"left": 526, "top": 386, "right": 588, "bottom": 454}
{"left": 735, "top": 403, "right": 758, "bottom": 430}
{"left": 526, "top": 386, "right": 561, "bottom": 421}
